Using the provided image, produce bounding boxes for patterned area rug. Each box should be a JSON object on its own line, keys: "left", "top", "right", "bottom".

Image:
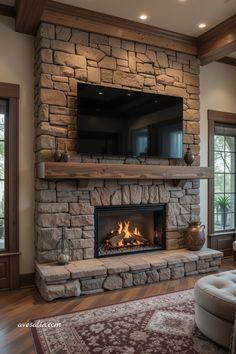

{"left": 31, "top": 289, "right": 228, "bottom": 354}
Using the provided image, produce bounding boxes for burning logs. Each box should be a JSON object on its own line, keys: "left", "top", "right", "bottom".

{"left": 104, "top": 221, "right": 149, "bottom": 249}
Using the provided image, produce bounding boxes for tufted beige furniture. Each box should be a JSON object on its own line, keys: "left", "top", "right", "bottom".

{"left": 233, "top": 241, "right": 236, "bottom": 261}
{"left": 194, "top": 270, "right": 236, "bottom": 349}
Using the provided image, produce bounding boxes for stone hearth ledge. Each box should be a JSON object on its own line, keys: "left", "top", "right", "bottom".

{"left": 35, "top": 248, "right": 223, "bottom": 301}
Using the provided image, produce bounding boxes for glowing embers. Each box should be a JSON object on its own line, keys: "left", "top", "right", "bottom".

{"left": 104, "top": 220, "right": 149, "bottom": 250}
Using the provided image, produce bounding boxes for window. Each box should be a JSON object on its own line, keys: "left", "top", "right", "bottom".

{"left": 208, "top": 110, "right": 236, "bottom": 256}
{"left": 214, "top": 124, "right": 236, "bottom": 232}
{"left": 0, "top": 83, "right": 19, "bottom": 290}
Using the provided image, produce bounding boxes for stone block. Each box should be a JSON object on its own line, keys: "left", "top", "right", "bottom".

{"left": 90, "top": 33, "right": 108, "bottom": 45}
{"left": 159, "top": 268, "right": 171, "bottom": 280}
{"left": 76, "top": 44, "right": 105, "bottom": 61}
{"left": 71, "top": 215, "right": 94, "bottom": 227}
{"left": 55, "top": 25, "right": 71, "bottom": 41}
{"left": 184, "top": 261, "right": 196, "bottom": 273}
{"left": 99, "top": 56, "right": 116, "bottom": 70}
{"left": 36, "top": 190, "right": 56, "bottom": 202}
{"left": 40, "top": 89, "right": 66, "bottom": 106}
{"left": 113, "top": 71, "right": 144, "bottom": 88}
{"left": 83, "top": 248, "right": 94, "bottom": 259}
{"left": 38, "top": 282, "right": 65, "bottom": 301}
{"left": 54, "top": 51, "right": 86, "bottom": 68}
{"left": 37, "top": 203, "right": 68, "bottom": 213}
{"left": 36, "top": 262, "right": 70, "bottom": 282}
{"left": 38, "top": 213, "right": 71, "bottom": 227}
{"left": 70, "top": 29, "right": 88, "bottom": 45}
{"left": 130, "top": 185, "right": 142, "bottom": 204}
{"left": 121, "top": 272, "right": 133, "bottom": 287}
{"left": 37, "top": 228, "right": 62, "bottom": 250}
{"left": 39, "top": 23, "right": 55, "bottom": 39}
{"left": 111, "top": 190, "right": 122, "bottom": 205}
{"left": 171, "top": 266, "right": 184, "bottom": 279}
{"left": 70, "top": 203, "right": 94, "bottom": 215}
{"left": 122, "top": 185, "right": 130, "bottom": 204}
{"left": 87, "top": 67, "right": 101, "bottom": 83}
{"left": 149, "top": 185, "right": 159, "bottom": 203}
{"left": 156, "top": 52, "right": 168, "bottom": 67}
{"left": 103, "top": 275, "right": 123, "bottom": 290}
{"left": 147, "top": 269, "right": 159, "bottom": 283}
{"left": 66, "top": 260, "right": 106, "bottom": 278}
{"left": 159, "top": 185, "right": 170, "bottom": 203}
{"left": 137, "top": 63, "right": 154, "bottom": 74}
{"left": 65, "top": 228, "right": 82, "bottom": 239}
{"left": 197, "top": 260, "right": 209, "bottom": 270}
{"left": 75, "top": 69, "right": 87, "bottom": 81}
{"left": 64, "top": 280, "right": 81, "bottom": 297}
{"left": 122, "top": 258, "right": 150, "bottom": 271}
{"left": 81, "top": 277, "right": 105, "bottom": 291}
{"left": 133, "top": 272, "right": 147, "bottom": 285}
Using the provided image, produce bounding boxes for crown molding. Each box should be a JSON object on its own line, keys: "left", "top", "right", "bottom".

{"left": 217, "top": 56, "right": 236, "bottom": 67}
{"left": 198, "top": 15, "right": 236, "bottom": 65}
{"left": 41, "top": 1, "right": 197, "bottom": 55}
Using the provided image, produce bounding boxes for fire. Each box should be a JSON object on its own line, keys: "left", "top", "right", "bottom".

{"left": 105, "top": 221, "right": 148, "bottom": 248}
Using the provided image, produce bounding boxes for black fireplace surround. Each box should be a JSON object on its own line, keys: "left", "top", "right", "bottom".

{"left": 95, "top": 204, "right": 166, "bottom": 258}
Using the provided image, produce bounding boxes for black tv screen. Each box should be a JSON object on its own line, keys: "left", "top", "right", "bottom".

{"left": 77, "top": 83, "right": 183, "bottom": 158}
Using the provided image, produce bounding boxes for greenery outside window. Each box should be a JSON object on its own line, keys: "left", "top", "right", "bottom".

{"left": 214, "top": 124, "right": 236, "bottom": 232}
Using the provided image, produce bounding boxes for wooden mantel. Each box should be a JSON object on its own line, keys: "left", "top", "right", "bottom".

{"left": 37, "top": 162, "right": 213, "bottom": 185}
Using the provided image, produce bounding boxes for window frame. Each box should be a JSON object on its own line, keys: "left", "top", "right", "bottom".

{"left": 208, "top": 110, "right": 236, "bottom": 255}
{"left": 0, "top": 82, "right": 19, "bottom": 289}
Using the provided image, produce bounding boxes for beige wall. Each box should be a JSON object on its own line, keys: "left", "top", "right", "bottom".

{"left": 0, "top": 15, "right": 34, "bottom": 274}
{"left": 200, "top": 62, "right": 236, "bottom": 233}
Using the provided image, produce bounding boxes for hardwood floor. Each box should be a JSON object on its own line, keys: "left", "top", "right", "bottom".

{"left": 0, "top": 258, "right": 234, "bottom": 354}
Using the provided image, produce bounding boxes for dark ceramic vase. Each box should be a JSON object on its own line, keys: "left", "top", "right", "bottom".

{"left": 184, "top": 222, "right": 205, "bottom": 251}
{"left": 184, "top": 145, "right": 195, "bottom": 166}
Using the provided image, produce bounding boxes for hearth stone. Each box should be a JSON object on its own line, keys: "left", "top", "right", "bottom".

{"left": 35, "top": 248, "right": 223, "bottom": 301}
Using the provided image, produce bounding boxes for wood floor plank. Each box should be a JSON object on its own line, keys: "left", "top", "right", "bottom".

{"left": 0, "top": 258, "right": 234, "bottom": 354}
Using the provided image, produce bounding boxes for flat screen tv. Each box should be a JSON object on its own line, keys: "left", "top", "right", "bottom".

{"left": 77, "top": 83, "right": 183, "bottom": 158}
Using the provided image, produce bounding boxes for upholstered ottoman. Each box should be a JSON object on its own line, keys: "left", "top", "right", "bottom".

{"left": 233, "top": 241, "right": 236, "bottom": 261}
{"left": 194, "top": 270, "right": 236, "bottom": 349}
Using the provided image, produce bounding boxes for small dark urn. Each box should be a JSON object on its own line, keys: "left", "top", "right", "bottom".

{"left": 54, "top": 143, "right": 62, "bottom": 162}
{"left": 61, "top": 143, "right": 70, "bottom": 162}
{"left": 184, "top": 145, "right": 195, "bottom": 166}
{"left": 184, "top": 222, "right": 205, "bottom": 251}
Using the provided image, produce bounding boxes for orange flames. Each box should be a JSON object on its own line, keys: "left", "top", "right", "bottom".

{"left": 116, "top": 221, "right": 142, "bottom": 247}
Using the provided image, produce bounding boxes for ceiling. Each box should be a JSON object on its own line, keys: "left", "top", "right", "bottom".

{"left": 52, "top": 0, "right": 236, "bottom": 37}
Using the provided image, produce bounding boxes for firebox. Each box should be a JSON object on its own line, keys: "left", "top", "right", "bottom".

{"left": 95, "top": 204, "right": 166, "bottom": 258}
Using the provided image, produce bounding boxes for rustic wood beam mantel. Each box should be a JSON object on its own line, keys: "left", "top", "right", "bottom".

{"left": 41, "top": 0, "right": 197, "bottom": 55}
{"left": 37, "top": 162, "right": 213, "bottom": 184}
{"left": 198, "top": 15, "right": 236, "bottom": 66}
{"left": 15, "top": 0, "right": 48, "bottom": 34}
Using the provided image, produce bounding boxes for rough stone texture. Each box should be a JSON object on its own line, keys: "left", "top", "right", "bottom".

{"left": 121, "top": 272, "right": 133, "bottom": 287}
{"left": 133, "top": 271, "right": 147, "bottom": 285}
{"left": 35, "top": 23, "right": 201, "bottom": 264}
{"left": 103, "top": 275, "right": 123, "bottom": 290}
{"left": 36, "top": 249, "right": 223, "bottom": 300}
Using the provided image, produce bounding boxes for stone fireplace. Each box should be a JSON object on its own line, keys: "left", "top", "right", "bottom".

{"left": 33, "top": 22, "right": 223, "bottom": 301}
{"left": 95, "top": 204, "right": 165, "bottom": 257}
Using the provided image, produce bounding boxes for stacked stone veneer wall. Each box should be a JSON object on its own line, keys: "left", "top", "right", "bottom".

{"left": 35, "top": 23, "right": 201, "bottom": 263}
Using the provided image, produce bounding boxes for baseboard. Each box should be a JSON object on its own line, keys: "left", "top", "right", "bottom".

{"left": 20, "top": 272, "right": 34, "bottom": 288}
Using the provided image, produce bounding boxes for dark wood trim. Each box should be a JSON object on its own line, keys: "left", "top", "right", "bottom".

{"left": 37, "top": 161, "right": 213, "bottom": 181}
{"left": 0, "top": 83, "right": 19, "bottom": 99}
{"left": 207, "top": 109, "right": 236, "bottom": 255}
{"left": 0, "top": 83, "right": 20, "bottom": 290}
{"left": 15, "top": 0, "right": 48, "bottom": 34}
{"left": 0, "top": 4, "right": 15, "bottom": 18}
{"left": 198, "top": 15, "right": 236, "bottom": 65}
{"left": 20, "top": 273, "right": 34, "bottom": 288}
{"left": 217, "top": 56, "right": 236, "bottom": 67}
{"left": 41, "top": 0, "right": 197, "bottom": 55}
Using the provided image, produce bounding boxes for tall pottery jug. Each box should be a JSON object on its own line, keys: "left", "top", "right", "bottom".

{"left": 184, "top": 222, "right": 205, "bottom": 251}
